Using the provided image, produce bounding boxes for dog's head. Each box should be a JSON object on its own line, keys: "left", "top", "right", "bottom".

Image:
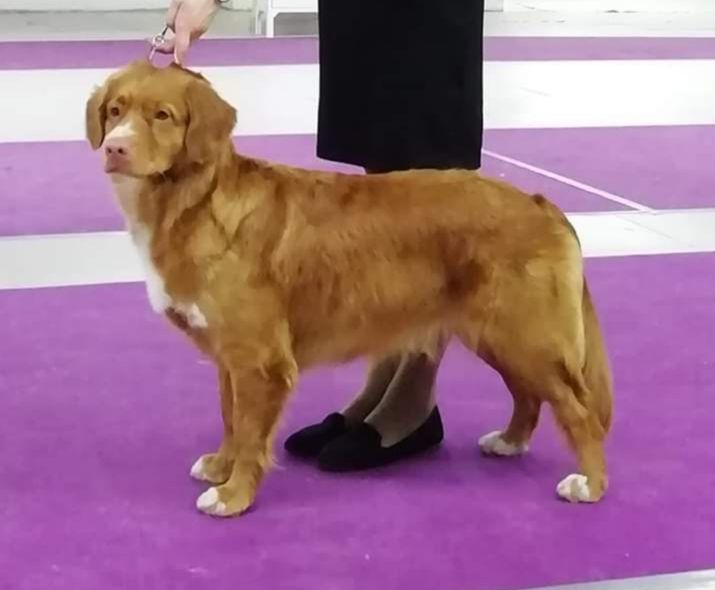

{"left": 85, "top": 61, "right": 236, "bottom": 177}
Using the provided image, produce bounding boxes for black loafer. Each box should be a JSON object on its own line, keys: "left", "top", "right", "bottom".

{"left": 317, "top": 407, "right": 444, "bottom": 472}
{"left": 284, "top": 413, "right": 349, "bottom": 458}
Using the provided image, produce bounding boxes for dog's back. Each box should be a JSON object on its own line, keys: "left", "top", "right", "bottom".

{"left": 234, "top": 160, "right": 581, "bottom": 366}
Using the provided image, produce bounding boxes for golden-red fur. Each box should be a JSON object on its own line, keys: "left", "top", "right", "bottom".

{"left": 86, "top": 61, "right": 613, "bottom": 516}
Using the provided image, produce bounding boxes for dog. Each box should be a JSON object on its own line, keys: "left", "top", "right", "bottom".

{"left": 85, "top": 61, "right": 613, "bottom": 517}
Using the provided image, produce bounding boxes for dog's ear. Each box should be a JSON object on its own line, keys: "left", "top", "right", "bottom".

{"left": 184, "top": 78, "right": 237, "bottom": 164}
{"left": 85, "top": 81, "right": 111, "bottom": 150}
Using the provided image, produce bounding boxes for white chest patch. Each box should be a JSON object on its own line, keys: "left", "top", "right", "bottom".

{"left": 110, "top": 177, "right": 168, "bottom": 312}
{"left": 109, "top": 177, "right": 169, "bottom": 313}
{"left": 109, "top": 176, "right": 207, "bottom": 328}
{"left": 130, "top": 225, "right": 172, "bottom": 315}
{"left": 174, "top": 303, "right": 209, "bottom": 329}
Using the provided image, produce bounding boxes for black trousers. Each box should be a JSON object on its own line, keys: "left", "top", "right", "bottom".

{"left": 316, "top": 0, "right": 485, "bottom": 172}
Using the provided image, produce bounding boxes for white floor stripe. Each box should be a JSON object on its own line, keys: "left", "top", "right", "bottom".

{"left": 3, "top": 60, "right": 715, "bottom": 143}
{"left": 522, "top": 568, "right": 715, "bottom": 590}
{"left": 2, "top": 210, "right": 714, "bottom": 291}
{"left": 482, "top": 149, "right": 655, "bottom": 212}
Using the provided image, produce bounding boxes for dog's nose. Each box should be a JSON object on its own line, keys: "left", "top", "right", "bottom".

{"left": 103, "top": 138, "right": 132, "bottom": 173}
{"left": 104, "top": 138, "right": 130, "bottom": 158}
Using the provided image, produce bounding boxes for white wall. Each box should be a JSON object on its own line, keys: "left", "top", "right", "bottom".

{"left": 0, "top": 0, "right": 169, "bottom": 9}
{"left": 0, "top": 0, "right": 252, "bottom": 10}
{"left": 505, "top": 0, "right": 715, "bottom": 10}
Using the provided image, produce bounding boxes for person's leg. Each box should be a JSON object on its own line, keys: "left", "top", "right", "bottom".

{"left": 316, "top": 332, "right": 446, "bottom": 471}
{"left": 286, "top": 338, "right": 446, "bottom": 469}
{"left": 340, "top": 354, "right": 402, "bottom": 424}
{"left": 283, "top": 313, "right": 445, "bottom": 468}
{"left": 365, "top": 341, "right": 446, "bottom": 447}
{"left": 282, "top": 353, "right": 401, "bottom": 458}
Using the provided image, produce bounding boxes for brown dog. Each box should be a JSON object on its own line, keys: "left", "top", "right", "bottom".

{"left": 85, "top": 61, "right": 613, "bottom": 517}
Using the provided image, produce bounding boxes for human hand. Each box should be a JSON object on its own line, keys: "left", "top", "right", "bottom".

{"left": 155, "top": 0, "right": 219, "bottom": 64}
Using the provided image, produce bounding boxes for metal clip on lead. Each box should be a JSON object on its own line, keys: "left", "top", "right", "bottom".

{"left": 149, "top": 25, "right": 170, "bottom": 62}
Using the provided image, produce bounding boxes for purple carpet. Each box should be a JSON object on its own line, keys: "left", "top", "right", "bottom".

{"left": 1, "top": 253, "right": 714, "bottom": 590}
{"left": 4, "top": 125, "right": 715, "bottom": 237}
{"left": 0, "top": 132, "right": 627, "bottom": 237}
{"left": 487, "top": 125, "right": 715, "bottom": 211}
{"left": 2, "top": 36, "right": 715, "bottom": 70}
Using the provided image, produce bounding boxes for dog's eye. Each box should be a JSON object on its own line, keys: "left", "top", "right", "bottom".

{"left": 109, "top": 106, "right": 120, "bottom": 117}
{"left": 155, "top": 110, "right": 170, "bottom": 121}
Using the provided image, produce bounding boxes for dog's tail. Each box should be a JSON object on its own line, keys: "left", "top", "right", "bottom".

{"left": 580, "top": 280, "right": 613, "bottom": 432}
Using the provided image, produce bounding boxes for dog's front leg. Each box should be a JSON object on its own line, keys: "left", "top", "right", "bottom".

{"left": 190, "top": 365, "right": 236, "bottom": 485}
{"left": 195, "top": 348, "right": 297, "bottom": 518}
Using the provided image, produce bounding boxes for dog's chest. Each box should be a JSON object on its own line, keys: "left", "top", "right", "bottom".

{"left": 110, "top": 178, "right": 207, "bottom": 329}
{"left": 130, "top": 224, "right": 172, "bottom": 314}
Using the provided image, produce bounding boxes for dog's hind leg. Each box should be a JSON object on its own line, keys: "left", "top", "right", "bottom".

{"left": 477, "top": 332, "right": 607, "bottom": 503}
{"left": 552, "top": 280, "right": 612, "bottom": 503}
{"left": 460, "top": 263, "right": 610, "bottom": 503}
{"left": 548, "top": 364, "right": 608, "bottom": 503}
{"left": 477, "top": 371, "right": 541, "bottom": 457}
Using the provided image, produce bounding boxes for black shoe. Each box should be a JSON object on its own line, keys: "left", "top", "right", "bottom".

{"left": 317, "top": 407, "right": 444, "bottom": 472}
{"left": 284, "top": 413, "right": 349, "bottom": 458}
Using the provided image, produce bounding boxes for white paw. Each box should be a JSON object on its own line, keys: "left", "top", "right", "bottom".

{"left": 190, "top": 456, "right": 210, "bottom": 481}
{"left": 478, "top": 430, "right": 528, "bottom": 456}
{"left": 196, "top": 487, "right": 226, "bottom": 516}
{"left": 556, "top": 473, "right": 595, "bottom": 503}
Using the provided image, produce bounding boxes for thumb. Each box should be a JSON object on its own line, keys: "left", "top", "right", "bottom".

{"left": 172, "top": 19, "right": 192, "bottom": 64}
